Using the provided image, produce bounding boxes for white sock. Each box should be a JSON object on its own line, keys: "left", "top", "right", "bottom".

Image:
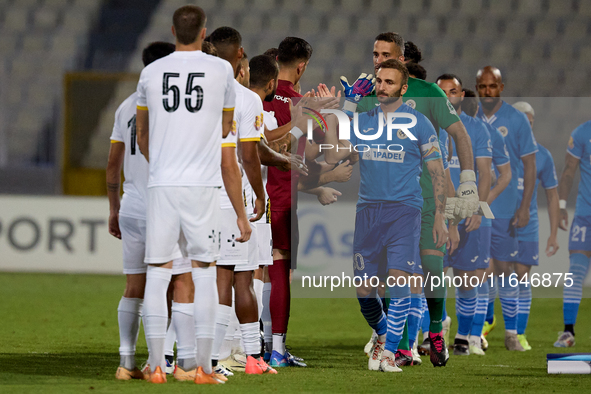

{"left": 273, "top": 333, "right": 286, "bottom": 355}
{"left": 455, "top": 333, "right": 468, "bottom": 340}
{"left": 211, "top": 304, "right": 232, "bottom": 360}
{"left": 241, "top": 322, "right": 261, "bottom": 357}
{"left": 172, "top": 302, "right": 196, "bottom": 370}
{"left": 164, "top": 317, "right": 176, "bottom": 358}
{"left": 117, "top": 297, "right": 143, "bottom": 369}
{"left": 143, "top": 266, "right": 172, "bottom": 371}
{"left": 192, "top": 266, "right": 217, "bottom": 374}
{"left": 262, "top": 282, "right": 272, "bottom": 352}
{"left": 253, "top": 278, "right": 264, "bottom": 320}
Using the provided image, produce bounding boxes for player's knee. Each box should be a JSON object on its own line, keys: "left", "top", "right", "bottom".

{"left": 356, "top": 285, "right": 374, "bottom": 299}
{"left": 124, "top": 273, "right": 146, "bottom": 298}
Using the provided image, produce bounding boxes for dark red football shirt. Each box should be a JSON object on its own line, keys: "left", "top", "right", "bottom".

{"left": 263, "top": 79, "right": 306, "bottom": 210}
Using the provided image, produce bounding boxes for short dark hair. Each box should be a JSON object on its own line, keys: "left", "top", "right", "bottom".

{"left": 436, "top": 73, "right": 463, "bottom": 87}
{"left": 462, "top": 88, "right": 479, "bottom": 117}
{"left": 249, "top": 54, "right": 279, "bottom": 88}
{"left": 208, "top": 26, "right": 242, "bottom": 61}
{"left": 375, "top": 32, "right": 405, "bottom": 57}
{"left": 142, "top": 41, "right": 175, "bottom": 66}
{"left": 173, "top": 5, "right": 206, "bottom": 45}
{"left": 242, "top": 52, "right": 248, "bottom": 60}
{"left": 377, "top": 59, "right": 409, "bottom": 86}
{"left": 277, "top": 37, "right": 313, "bottom": 66}
{"left": 404, "top": 41, "right": 422, "bottom": 63}
{"left": 263, "top": 47, "right": 278, "bottom": 58}
{"left": 201, "top": 41, "right": 217, "bottom": 56}
{"left": 406, "top": 62, "right": 427, "bottom": 80}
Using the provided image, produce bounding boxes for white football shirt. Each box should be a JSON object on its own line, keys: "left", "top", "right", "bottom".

{"left": 110, "top": 92, "right": 148, "bottom": 220}
{"left": 219, "top": 80, "right": 263, "bottom": 209}
{"left": 136, "top": 50, "right": 236, "bottom": 188}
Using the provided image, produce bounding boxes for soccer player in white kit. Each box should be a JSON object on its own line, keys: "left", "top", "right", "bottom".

{"left": 135, "top": 6, "right": 249, "bottom": 384}
{"left": 107, "top": 41, "right": 197, "bottom": 381}
{"left": 205, "top": 26, "right": 276, "bottom": 376}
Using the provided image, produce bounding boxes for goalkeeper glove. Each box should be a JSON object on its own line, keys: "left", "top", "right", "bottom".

{"left": 340, "top": 73, "right": 375, "bottom": 116}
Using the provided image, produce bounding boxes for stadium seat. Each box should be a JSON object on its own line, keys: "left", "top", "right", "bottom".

{"left": 3, "top": 7, "right": 30, "bottom": 32}
{"left": 327, "top": 14, "right": 350, "bottom": 36}
{"left": 427, "top": 0, "right": 454, "bottom": 16}
{"left": 340, "top": 0, "right": 365, "bottom": 13}
{"left": 309, "top": 0, "right": 336, "bottom": 13}
{"left": 473, "top": 18, "right": 500, "bottom": 39}
{"left": 549, "top": 43, "right": 574, "bottom": 66}
{"left": 457, "top": 0, "right": 485, "bottom": 16}
{"left": 547, "top": 0, "right": 574, "bottom": 17}
{"left": 578, "top": 0, "right": 591, "bottom": 16}
{"left": 502, "top": 17, "right": 532, "bottom": 38}
{"left": 490, "top": 42, "right": 516, "bottom": 62}
{"left": 532, "top": 18, "right": 559, "bottom": 40}
{"left": 21, "top": 34, "right": 46, "bottom": 52}
{"left": 414, "top": 17, "right": 441, "bottom": 38}
{"left": 515, "top": 0, "right": 545, "bottom": 15}
{"left": 444, "top": 18, "right": 472, "bottom": 38}
{"left": 518, "top": 41, "right": 547, "bottom": 63}
{"left": 486, "top": 0, "right": 513, "bottom": 17}
{"left": 381, "top": 18, "right": 411, "bottom": 37}
{"left": 563, "top": 17, "right": 589, "bottom": 39}
{"left": 221, "top": 0, "right": 247, "bottom": 12}
{"left": 298, "top": 15, "right": 323, "bottom": 35}
{"left": 33, "top": 7, "right": 58, "bottom": 29}
{"left": 282, "top": 0, "right": 305, "bottom": 12}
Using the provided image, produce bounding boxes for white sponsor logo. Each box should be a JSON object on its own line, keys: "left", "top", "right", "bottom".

{"left": 533, "top": 255, "right": 539, "bottom": 260}
{"left": 447, "top": 100, "right": 457, "bottom": 115}
{"left": 484, "top": 258, "right": 491, "bottom": 264}
{"left": 449, "top": 156, "right": 460, "bottom": 168}
{"left": 363, "top": 148, "right": 406, "bottom": 163}
{"left": 510, "top": 251, "right": 518, "bottom": 257}
{"left": 471, "top": 256, "right": 479, "bottom": 263}
{"left": 518, "top": 177, "right": 524, "bottom": 190}
{"left": 407, "top": 261, "right": 416, "bottom": 266}
{"left": 362, "top": 128, "right": 374, "bottom": 134}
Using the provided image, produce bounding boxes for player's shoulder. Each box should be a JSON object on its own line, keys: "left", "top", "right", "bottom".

{"left": 572, "top": 120, "right": 591, "bottom": 136}
{"left": 502, "top": 101, "right": 530, "bottom": 125}
{"left": 237, "top": 82, "right": 262, "bottom": 107}
{"left": 401, "top": 103, "right": 432, "bottom": 127}
{"left": 537, "top": 144, "right": 552, "bottom": 160}
{"left": 117, "top": 92, "right": 138, "bottom": 115}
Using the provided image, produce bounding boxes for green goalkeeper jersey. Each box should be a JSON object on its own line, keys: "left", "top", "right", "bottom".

{"left": 356, "top": 77, "right": 461, "bottom": 199}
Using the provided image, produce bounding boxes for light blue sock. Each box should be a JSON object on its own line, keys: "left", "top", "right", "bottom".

{"left": 420, "top": 295, "right": 430, "bottom": 334}
{"left": 385, "top": 283, "right": 411, "bottom": 353}
{"left": 486, "top": 276, "right": 497, "bottom": 324}
{"left": 471, "top": 280, "right": 489, "bottom": 337}
{"left": 456, "top": 287, "right": 478, "bottom": 337}
{"left": 564, "top": 253, "right": 591, "bottom": 326}
{"left": 517, "top": 281, "right": 532, "bottom": 335}
{"left": 358, "top": 295, "right": 387, "bottom": 336}
{"left": 408, "top": 293, "right": 423, "bottom": 348}
{"left": 498, "top": 277, "right": 518, "bottom": 333}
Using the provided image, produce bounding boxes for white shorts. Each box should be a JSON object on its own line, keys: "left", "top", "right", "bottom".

{"left": 146, "top": 187, "right": 220, "bottom": 264}
{"left": 255, "top": 222, "right": 273, "bottom": 266}
{"left": 218, "top": 208, "right": 249, "bottom": 266}
{"left": 235, "top": 222, "right": 259, "bottom": 272}
{"left": 120, "top": 215, "right": 192, "bottom": 275}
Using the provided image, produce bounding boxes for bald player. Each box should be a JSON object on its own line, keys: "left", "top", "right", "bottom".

{"left": 476, "top": 66, "right": 537, "bottom": 351}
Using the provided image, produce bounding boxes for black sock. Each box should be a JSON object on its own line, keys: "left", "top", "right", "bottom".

{"left": 212, "top": 359, "right": 218, "bottom": 367}
{"left": 248, "top": 353, "right": 261, "bottom": 359}
{"left": 565, "top": 324, "right": 575, "bottom": 336}
{"left": 165, "top": 355, "right": 174, "bottom": 364}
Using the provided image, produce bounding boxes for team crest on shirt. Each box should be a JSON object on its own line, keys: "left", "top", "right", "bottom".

{"left": 568, "top": 136, "right": 574, "bottom": 149}
{"left": 254, "top": 113, "right": 263, "bottom": 131}
{"left": 446, "top": 100, "right": 457, "bottom": 115}
{"left": 397, "top": 129, "right": 408, "bottom": 139}
{"left": 498, "top": 126, "right": 508, "bottom": 137}
{"left": 353, "top": 253, "right": 365, "bottom": 271}
{"left": 406, "top": 99, "right": 416, "bottom": 109}
{"left": 231, "top": 120, "right": 237, "bottom": 135}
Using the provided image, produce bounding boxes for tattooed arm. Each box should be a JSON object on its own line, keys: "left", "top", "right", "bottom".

{"left": 426, "top": 158, "right": 449, "bottom": 249}
{"left": 106, "top": 141, "right": 125, "bottom": 239}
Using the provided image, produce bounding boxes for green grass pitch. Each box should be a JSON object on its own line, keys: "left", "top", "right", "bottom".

{"left": 1, "top": 273, "right": 590, "bottom": 393}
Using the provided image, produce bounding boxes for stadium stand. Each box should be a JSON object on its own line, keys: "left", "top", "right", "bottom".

{"left": 1, "top": 0, "right": 591, "bottom": 193}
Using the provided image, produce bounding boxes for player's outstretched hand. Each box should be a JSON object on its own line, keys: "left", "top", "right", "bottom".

{"left": 332, "top": 160, "right": 353, "bottom": 182}
{"left": 433, "top": 213, "right": 449, "bottom": 249}
{"left": 340, "top": 73, "right": 376, "bottom": 101}
{"left": 447, "top": 223, "right": 459, "bottom": 255}
{"left": 559, "top": 208, "right": 569, "bottom": 231}
{"left": 235, "top": 216, "right": 252, "bottom": 243}
{"left": 279, "top": 145, "right": 308, "bottom": 175}
{"left": 512, "top": 206, "right": 530, "bottom": 228}
{"left": 109, "top": 212, "right": 121, "bottom": 239}
{"left": 316, "top": 84, "right": 342, "bottom": 98}
{"left": 250, "top": 197, "right": 265, "bottom": 223}
{"left": 546, "top": 235, "right": 559, "bottom": 257}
